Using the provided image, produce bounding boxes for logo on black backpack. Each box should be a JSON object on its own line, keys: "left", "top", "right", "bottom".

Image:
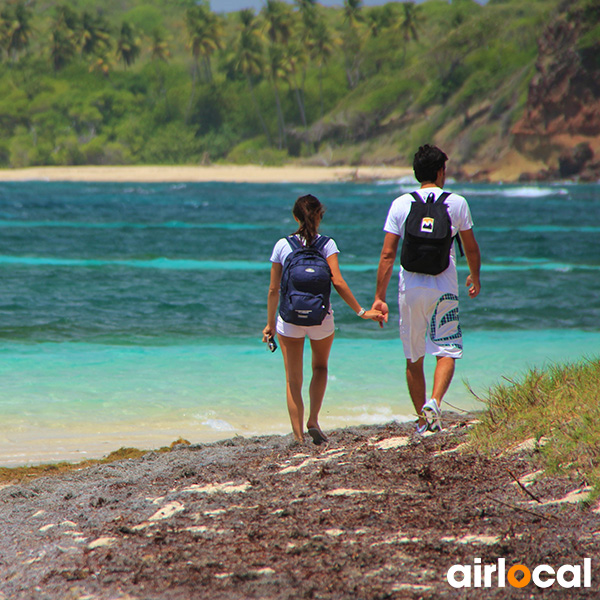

{"left": 401, "top": 191, "right": 457, "bottom": 275}
{"left": 421, "top": 217, "right": 434, "bottom": 233}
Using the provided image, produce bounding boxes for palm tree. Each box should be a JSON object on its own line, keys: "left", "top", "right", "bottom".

{"left": 262, "top": 1, "right": 295, "bottom": 148}
{"left": 342, "top": 0, "right": 364, "bottom": 89}
{"left": 79, "top": 11, "right": 111, "bottom": 59}
{"left": 343, "top": 0, "right": 364, "bottom": 30}
{"left": 149, "top": 27, "right": 171, "bottom": 112}
{"left": 294, "top": 0, "right": 318, "bottom": 68}
{"left": 293, "top": 0, "right": 320, "bottom": 124}
{"left": 284, "top": 40, "right": 308, "bottom": 128}
{"left": 5, "top": 1, "right": 33, "bottom": 62}
{"left": 262, "top": 0, "right": 293, "bottom": 46}
{"left": 311, "top": 18, "right": 337, "bottom": 118}
{"left": 0, "top": 9, "right": 8, "bottom": 61}
{"left": 294, "top": 0, "right": 318, "bottom": 31}
{"left": 398, "top": 2, "right": 423, "bottom": 64}
{"left": 89, "top": 55, "right": 111, "bottom": 78}
{"left": 365, "top": 5, "right": 396, "bottom": 39}
{"left": 185, "top": 4, "right": 223, "bottom": 123}
{"left": 150, "top": 28, "right": 170, "bottom": 63}
{"left": 231, "top": 9, "right": 272, "bottom": 145}
{"left": 115, "top": 21, "right": 141, "bottom": 68}
{"left": 185, "top": 3, "right": 223, "bottom": 84}
{"left": 55, "top": 4, "right": 78, "bottom": 31}
{"left": 400, "top": 2, "right": 422, "bottom": 42}
{"left": 266, "top": 43, "right": 289, "bottom": 149}
{"left": 50, "top": 6, "right": 78, "bottom": 72}
{"left": 363, "top": 4, "right": 398, "bottom": 74}
{"left": 51, "top": 27, "right": 76, "bottom": 72}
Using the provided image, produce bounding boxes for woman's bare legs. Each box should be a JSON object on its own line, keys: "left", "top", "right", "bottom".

{"left": 278, "top": 332, "right": 335, "bottom": 442}
{"left": 278, "top": 334, "right": 306, "bottom": 442}
{"left": 307, "top": 333, "right": 334, "bottom": 431}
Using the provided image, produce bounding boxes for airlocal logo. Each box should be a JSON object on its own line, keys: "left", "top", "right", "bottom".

{"left": 447, "top": 558, "right": 592, "bottom": 589}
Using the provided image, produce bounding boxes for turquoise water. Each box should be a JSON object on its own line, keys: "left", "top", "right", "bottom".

{"left": 0, "top": 180, "right": 599, "bottom": 465}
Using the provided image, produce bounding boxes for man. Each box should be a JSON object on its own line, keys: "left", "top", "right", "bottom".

{"left": 372, "top": 145, "right": 481, "bottom": 433}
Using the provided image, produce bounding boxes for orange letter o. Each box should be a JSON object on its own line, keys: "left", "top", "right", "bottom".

{"left": 507, "top": 565, "right": 531, "bottom": 588}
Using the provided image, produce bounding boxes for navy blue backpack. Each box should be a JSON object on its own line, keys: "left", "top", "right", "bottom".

{"left": 279, "top": 235, "right": 332, "bottom": 326}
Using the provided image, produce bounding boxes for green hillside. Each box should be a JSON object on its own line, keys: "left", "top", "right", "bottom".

{"left": 0, "top": 0, "right": 582, "bottom": 169}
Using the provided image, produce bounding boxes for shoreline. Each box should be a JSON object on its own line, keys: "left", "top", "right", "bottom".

{"left": 0, "top": 164, "right": 415, "bottom": 184}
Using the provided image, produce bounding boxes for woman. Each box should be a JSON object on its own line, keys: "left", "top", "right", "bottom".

{"left": 262, "top": 194, "right": 382, "bottom": 445}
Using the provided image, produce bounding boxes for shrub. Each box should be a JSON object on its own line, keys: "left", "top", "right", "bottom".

{"left": 140, "top": 123, "right": 202, "bottom": 164}
{"left": 227, "top": 137, "right": 288, "bottom": 165}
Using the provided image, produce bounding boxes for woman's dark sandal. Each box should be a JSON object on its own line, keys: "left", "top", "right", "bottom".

{"left": 308, "top": 427, "right": 328, "bottom": 446}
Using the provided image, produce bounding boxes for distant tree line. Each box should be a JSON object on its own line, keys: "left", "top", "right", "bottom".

{"left": 0, "top": 0, "right": 572, "bottom": 168}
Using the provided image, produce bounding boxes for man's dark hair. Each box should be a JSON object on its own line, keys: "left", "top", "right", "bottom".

{"left": 413, "top": 144, "right": 448, "bottom": 183}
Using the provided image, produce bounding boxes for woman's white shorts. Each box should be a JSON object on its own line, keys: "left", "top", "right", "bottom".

{"left": 399, "top": 289, "right": 463, "bottom": 361}
{"left": 276, "top": 310, "right": 335, "bottom": 340}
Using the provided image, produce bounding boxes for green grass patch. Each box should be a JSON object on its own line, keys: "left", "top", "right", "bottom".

{"left": 468, "top": 358, "right": 600, "bottom": 500}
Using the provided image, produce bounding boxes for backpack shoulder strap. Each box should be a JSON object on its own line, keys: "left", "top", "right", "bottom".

{"left": 433, "top": 192, "right": 465, "bottom": 257}
{"left": 410, "top": 191, "right": 423, "bottom": 202}
{"left": 286, "top": 235, "right": 303, "bottom": 250}
{"left": 435, "top": 191, "right": 452, "bottom": 204}
{"left": 455, "top": 233, "right": 464, "bottom": 257}
{"left": 311, "top": 235, "right": 330, "bottom": 252}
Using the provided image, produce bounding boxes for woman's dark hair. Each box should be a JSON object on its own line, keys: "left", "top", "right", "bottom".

{"left": 293, "top": 194, "right": 325, "bottom": 246}
{"left": 413, "top": 144, "right": 448, "bottom": 183}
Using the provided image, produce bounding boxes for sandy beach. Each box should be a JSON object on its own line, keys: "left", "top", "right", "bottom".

{"left": 0, "top": 164, "right": 414, "bottom": 184}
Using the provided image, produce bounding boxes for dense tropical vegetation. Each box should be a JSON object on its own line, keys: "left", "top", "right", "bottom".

{"left": 0, "top": 0, "right": 596, "bottom": 168}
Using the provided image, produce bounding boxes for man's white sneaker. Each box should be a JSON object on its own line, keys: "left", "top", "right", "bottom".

{"left": 422, "top": 398, "right": 442, "bottom": 432}
{"left": 415, "top": 422, "right": 429, "bottom": 435}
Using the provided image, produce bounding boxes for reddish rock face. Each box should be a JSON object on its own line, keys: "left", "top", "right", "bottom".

{"left": 512, "top": 10, "right": 600, "bottom": 179}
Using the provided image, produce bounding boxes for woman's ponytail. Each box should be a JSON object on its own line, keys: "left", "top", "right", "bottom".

{"left": 293, "top": 194, "right": 325, "bottom": 246}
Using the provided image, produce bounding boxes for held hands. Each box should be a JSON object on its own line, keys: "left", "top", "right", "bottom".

{"left": 360, "top": 308, "right": 385, "bottom": 322}
{"left": 466, "top": 275, "right": 481, "bottom": 299}
{"left": 367, "top": 279, "right": 479, "bottom": 332}
{"left": 371, "top": 300, "right": 389, "bottom": 328}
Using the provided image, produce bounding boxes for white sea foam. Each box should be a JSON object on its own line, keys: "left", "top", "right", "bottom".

{"left": 473, "top": 186, "right": 570, "bottom": 198}
{"left": 375, "top": 176, "right": 417, "bottom": 186}
{"left": 202, "top": 419, "right": 236, "bottom": 432}
{"left": 503, "top": 186, "right": 570, "bottom": 198}
{"left": 328, "top": 405, "right": 414, "bottom": 426}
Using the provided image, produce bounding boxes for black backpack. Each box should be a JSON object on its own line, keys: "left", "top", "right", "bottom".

{"left": 400, "top": 191, "right": 462, "bottom": 275}
{"left": 279, "top": 235, "right": 332, "bottom": 326}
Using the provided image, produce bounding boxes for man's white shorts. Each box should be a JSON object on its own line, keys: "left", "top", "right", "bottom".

{"left": 276, "top": 310, "right": 335, "bottom": 340}
{"left": 399, "top": 289, "right": 463, "bottom": 361}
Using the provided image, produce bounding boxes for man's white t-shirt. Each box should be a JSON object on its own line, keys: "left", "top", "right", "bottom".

{"left": 383, "top": 187, "right": 473, "bottom": 296}
{"left": 270, "top": 234, "right": 339, "bottom": 265}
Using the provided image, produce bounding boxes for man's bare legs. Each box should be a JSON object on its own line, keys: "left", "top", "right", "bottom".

{"left": 406, "top": 355, "right": 456, "bottom": 425}
{"left": 406, "top": 357, "right": 427, "bottom": 425}
{"left": 432, "top": 356, "right": 455, "bottom": 404}
{"left": 278, "top": 333, "right": 334, "bottom": 442}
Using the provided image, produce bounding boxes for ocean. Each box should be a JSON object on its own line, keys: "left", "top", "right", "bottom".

{"left": 0, "top": 179, "right": 599, "bottom": 466}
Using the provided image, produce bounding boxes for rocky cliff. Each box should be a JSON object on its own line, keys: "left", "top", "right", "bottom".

{"left": 511, "top": 0, "right": 600, "bottom": 181}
